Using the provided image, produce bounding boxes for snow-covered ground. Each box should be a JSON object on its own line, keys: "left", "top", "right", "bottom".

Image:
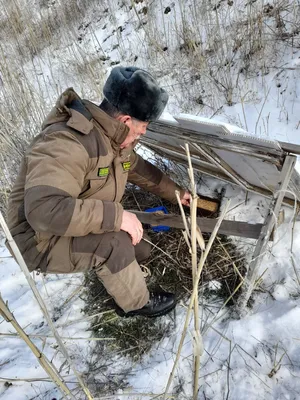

{"left": 1, "top": 0, "right": 300, "bottom": 399}
{"left": 1, "top": 181, "right": 300, "bottom": 400}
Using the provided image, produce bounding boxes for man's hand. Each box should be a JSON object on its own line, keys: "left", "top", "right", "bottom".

{"left": 181, "top": 191, "right": 191, "bottom": 206}
{"left": 120, "top": 210, "right": 143, "bottom": 245}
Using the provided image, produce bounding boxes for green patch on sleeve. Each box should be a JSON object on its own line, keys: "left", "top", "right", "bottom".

{"left": 98, "top": 167, "right": 109, "bottom": 177}
{"left": 122, "top": 161, "right": 131, "bottom": 172}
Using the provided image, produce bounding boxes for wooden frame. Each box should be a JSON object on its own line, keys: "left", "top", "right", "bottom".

{"left": 142, "top": 116, "right": 300, "bottom": 308}
{"left": 144, "top": 118, "right": 300, "bottom": 205}
{"left": 237, "top": 154, "right": 296, "bottom": 310}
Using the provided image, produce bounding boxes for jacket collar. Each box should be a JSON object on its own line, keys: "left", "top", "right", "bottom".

{"left": 82, "top": 100, "right": 129, "bottom": 145}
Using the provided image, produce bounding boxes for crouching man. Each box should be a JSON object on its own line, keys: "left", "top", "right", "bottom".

{"left": 7, "top": 66, "right": 190, "bottom": 317}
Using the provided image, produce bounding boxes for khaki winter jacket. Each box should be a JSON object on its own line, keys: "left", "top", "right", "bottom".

{"left": 7, "top": 88, "right": 184, "bottom": 271}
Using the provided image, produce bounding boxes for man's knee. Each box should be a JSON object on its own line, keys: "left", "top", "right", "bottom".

{"left": 71, "top": 231, "right": 135, "bottom": 274}
{"left": 97, "top": 231, "right": 135, "bottom": 274}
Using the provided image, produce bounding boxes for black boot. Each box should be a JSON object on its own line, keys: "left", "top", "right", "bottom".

{"left": 115, "top": 292, "right": 176, "bottom": 318}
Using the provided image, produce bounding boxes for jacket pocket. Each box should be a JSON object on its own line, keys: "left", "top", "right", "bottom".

{"left": 79, "top": 175, "right": 108, "bottom": 199}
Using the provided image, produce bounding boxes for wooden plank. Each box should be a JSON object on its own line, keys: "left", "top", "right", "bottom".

{"left": 147, "top": 121, "right": 283, "bottom": 161}
{"left": 278, "top": 141, "right": 300, "bottom": 155}
{"left": 197, "top": 198, "right": 219, "bottom": 213}
{"left": 289, "top": 169, "right": 300, "bottom": 203}
{"left": 174, "top": 114, "right": 281, "bottom": 150}
{"left": 130, "top": 210, "right": 267, "bottom": 240}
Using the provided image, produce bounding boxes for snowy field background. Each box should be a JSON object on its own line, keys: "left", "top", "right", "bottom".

{"left": 1, "top": 0, "right": 300, "bottom": 399}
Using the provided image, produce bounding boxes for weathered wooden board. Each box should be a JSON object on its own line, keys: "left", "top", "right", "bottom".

{"left": 197, "top": 197, "right": 219, "bottom": 213}
{"left": 174, "top": 114, "right": 282, "bottom": 151}
{"left": 278, "top": 141, "right": 300, "bottom": 155}
{"left": 147, "top": 119, "right": 283, "bottom": 160}
{"left": 131, "top": 210, "right": 267, "bottom": 240}
{"left": 210, "top": 148, "right": 280, "bottom": 190}
{"left": 143, "top": 114, "right": 300, "bottom": 205}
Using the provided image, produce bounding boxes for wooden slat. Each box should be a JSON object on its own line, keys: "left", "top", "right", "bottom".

{"left": 147, "top": 121, "right": 283, "bottom": 161}
{"left": 197, "top": 198, "right": 219, "bottom": 213}
{"left": 278, "top": 141, "right": 300, "bottom": 155}
{"left": 130, "top": 210, "right": 267, "bottom": 240}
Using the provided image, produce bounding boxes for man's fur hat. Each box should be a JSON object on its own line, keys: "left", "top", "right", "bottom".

{"left": 103, "top": 66, "right": 168, "bottom": 122}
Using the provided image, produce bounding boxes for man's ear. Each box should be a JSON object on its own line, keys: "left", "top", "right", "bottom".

{"left": 117, "top": 115, "right": 132, "bottom": 125}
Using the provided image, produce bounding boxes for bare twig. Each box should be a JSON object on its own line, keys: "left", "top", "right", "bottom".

{"left": 0, "top": 293, "right": 74, "bottom": 399}
{"left": 0, "top": 211, "right": 94, "bottom": 399}
{"left": 163, "top": 199, "right": 230, "bottom": 398}
{"left": 0, "top": 332, "right": 114, "bottom": 341}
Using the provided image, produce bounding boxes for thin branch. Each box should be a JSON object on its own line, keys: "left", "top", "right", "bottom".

{"left": 163, "top": 200, "right": 231, "bottom": 398}
{"left": 0, "top": 211, "right": 94, "bottom": 399}
{"left": 0, "top": 332, "right": 115, "bottom": 341}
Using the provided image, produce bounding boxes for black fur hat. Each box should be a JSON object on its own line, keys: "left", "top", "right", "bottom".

{"left": 103, "top": 66, "right": 169, "bottom": 121}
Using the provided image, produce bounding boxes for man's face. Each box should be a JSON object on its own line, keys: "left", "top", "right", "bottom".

{"left": 120, "top": 117, "right": 149, "bottom": 149}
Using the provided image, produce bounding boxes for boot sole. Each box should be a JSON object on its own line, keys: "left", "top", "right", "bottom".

{"left": 116, "top": 302, "right": 176, "bottom": 318}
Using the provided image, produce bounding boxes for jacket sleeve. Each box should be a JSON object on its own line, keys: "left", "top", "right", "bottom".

{"left": 24, "top": 131, "right": 123, "bottom": 237}
{"left": 128, "top": 151, "right": 185, "bottom": 204}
